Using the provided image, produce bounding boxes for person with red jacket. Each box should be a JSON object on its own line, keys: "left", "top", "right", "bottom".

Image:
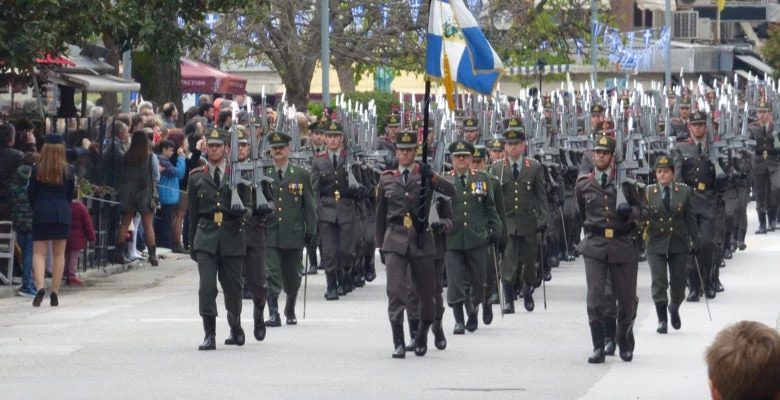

{"left": 65, "top": 196, "right": 96, "bottom": 285}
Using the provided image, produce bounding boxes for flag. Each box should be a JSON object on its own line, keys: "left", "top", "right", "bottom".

{"left": 426, "top": 0, "right": 504, "bottom": 107}
{"left": 716, "top": 0, "right": 725, "bottom": 12}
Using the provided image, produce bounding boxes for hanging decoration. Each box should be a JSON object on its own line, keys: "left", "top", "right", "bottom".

{"left": 586, "top": 18, "right": 671, "bottom": 72}
{"left": 352, "top": 5, "right": 365, "bottom": 33}
{"left": 409, "top": 0, "right": 421, "bottom": 26}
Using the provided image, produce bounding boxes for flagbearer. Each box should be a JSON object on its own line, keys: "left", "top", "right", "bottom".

{"left": 264, "top": 132, "right": 317, "bottom": 327}
{"left": 645, "top": 155, "right": 699, "bottom": 334}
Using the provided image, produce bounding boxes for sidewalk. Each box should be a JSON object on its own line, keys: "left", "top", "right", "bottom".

{"left": 0, "top": 247, "right": 177, "bottom": 299}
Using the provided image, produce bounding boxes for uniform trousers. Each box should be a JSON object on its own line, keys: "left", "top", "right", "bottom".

{"left": 647, "top": 252, "right": 687, "bottom": 306}
{"left": 319, "top": 221, "right": 355, "bottom": 274}
{"left": 265, "top": 247, "right": 303, "bottom": 297}
{"left": 501, "top": 234, "right": 537, "bottom": 286}
{"left": 753, "top": 158, "right": 780, "bottom": 212}
{"left": 243, "top": 242, "right": 267, "bottom": 311}
{"left": 197, "top": 249, "right": 243, "bottom": 317}
{"left": 584, "top": 256, "right": 638, "bottom": 326}
{"left": 385, "top": 252, "right": 435, "bottom": 324}
{"left": 445, "top": 247, "right": 486, "bottom": 306}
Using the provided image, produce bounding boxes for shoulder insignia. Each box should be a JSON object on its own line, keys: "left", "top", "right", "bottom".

{"left": 381, "top": 170, "right": 394, "bottom": 175}
{"left": 575, "top": 175, "right": 589, "bottom": 184}
{"left": 190, "top": 167, "right": 205, "bottom": 175}
{"left": 314, "top": 152, "right": 328, "bottom": 158}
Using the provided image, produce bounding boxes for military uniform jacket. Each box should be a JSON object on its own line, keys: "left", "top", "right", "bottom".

{"left": 265, "top": 163, "right": 317, "bottom": 249}
{"left": 373, "top": 140, "right": 398, "bottom": 170}
{"left": 187, "top": 164, "right": 251, "bottom": 256}
{"left": 489, "top": 157, "right": 549, "bottom": 236}
{"left": 672, "top": 139, "right": 718, "bottom": 210}
{"left": 311, "top": 149, "right": 360, "bottom": 224}
{"left": 644, "top": 182, "right": 699, "bottom": 255}
{"left": 432, "top": 196, "right": 455, "bottom": 260}
{"left": 243, "top": 181, "right": 273, "bottom": 249}
{"left": 445, "top": 169, "right": 501, "bottom": 250}
{"left": 375, "top": 165, "right": 456, "bottom": 257}
{"left": 670, "top": 118, "right": 689, "bottom": 140}
{"left": 575, "top": 172, "right": 646, "bottom": 264}
{"left": 749, "top": 122, "right": 778, "bottom": 173}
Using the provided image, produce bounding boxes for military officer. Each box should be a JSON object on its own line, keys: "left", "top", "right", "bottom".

{"left": 188, "top": 128, "right": 252, "bottom": 351}
{"left": 672, "top": 110, "right": 721, "bottom": 301}
{"left": 374, "top": 114, "right": 402, "bottom": 170}
{"left": 376, "top": 130, "right": 455, "bottom": 358}
{"left": 444, "top": 140, "right": 501, "bottom": 334}
{"left": 462, "top": 117, "right": 480, "bottom": 146}
{"left": 489, "top": 122, "right": 549, "bottom": 314}
{"left": 311, "top": 121, "right": 363, "bottom": 300}
{"left": 264, "top": 132, "right": 317, "bottom": 326}
{"left": 670, "top": 97, "right": 692, "bottom": 141}
{"left": 235, "top": 127, "right": 274, "bottom": 341}
{"left": 487, "top": 137, "right": 506, "bottom": 163}
{"left": 749, "top": 100, "right": 779, "bottom": 233}
{"left": 645, "top": 155, "right": 699, "bottom": 334}
{"left": 575, "top": 134, "right": 645, "bottom": 364}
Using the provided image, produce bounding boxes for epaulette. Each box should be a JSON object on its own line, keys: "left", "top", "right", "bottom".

{"left": 190, "top": 167, "right": 205, "bottom": 175}
{"left": 314, "top": 152, "right": 328, "bottom": 158}
{"left": 575, "top": 174, "right": 590, "bottom": 184}
{"left": 381, "top": 170, "right": 394, "bottom": 175}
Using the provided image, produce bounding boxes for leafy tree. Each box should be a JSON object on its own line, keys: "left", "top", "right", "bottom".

{"left": 761, "top": 24, "right": 780, "bottom": 81}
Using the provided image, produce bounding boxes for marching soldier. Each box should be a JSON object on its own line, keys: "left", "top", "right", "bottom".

{"left": 264, "top": 132, "right": 317, "bottom": 326}
{"left": 672, "top": 110, "right": 721, "bottom": 301}
{"left": 462, "top": 117, "right": 480, "bottom": 146}
{"left": 304, "top": 116, "right": 328, "bottom": 275}
{"left": 488, "top": 137, "right": 506, "bottom": 163}
{"left": 188, "top": 128, "right": 252, "bottom": 351}
{"left": 311, "top": 121, "right": 363, "bottom": 300}
{"left": 376, "top": 130, "right": 455, "bottom": 358}
{"left": 749, "top": 100, "right": 779, "bottom": 234}
{"left": 644, "top": 155, "right": 699, "bottom": 334}
{"left": 444, "top": 140, "right": 501, "bottom": 334}
{"left": 236, "top": 128, "right": 274, "bottom": 341}
{"left": 575, "top": 134, "right": 645, "bottom": 364}
{"left": 489, "top": 121, "right": 549, "bottom": 314}
{"left": 670, "top": 97, "right": 692, "bottom": 141}
{"left": 374, "top": 114, "right": 402, "bottom": 170}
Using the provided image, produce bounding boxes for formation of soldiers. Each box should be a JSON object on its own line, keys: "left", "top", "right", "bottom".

{"left": 185, "top": 74, "right": 780, "bottom": 363}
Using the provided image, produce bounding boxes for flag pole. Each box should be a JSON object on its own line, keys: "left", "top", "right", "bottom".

{"left": 418, "top": 0, "right": 433, "bottom": 247}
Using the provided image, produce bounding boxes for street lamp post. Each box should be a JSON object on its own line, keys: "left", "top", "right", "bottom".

{"left": 492, "top": 9, "right": 513, "bottom": 63}
{"left": 537, "top": 58, "right": 547, "bottom": 100}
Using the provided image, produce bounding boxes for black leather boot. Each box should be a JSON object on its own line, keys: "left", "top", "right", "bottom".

{"left": 502, "top": 285, "right": 515, "bottom": 314}
{"left": 588, "top": 321, "right": 605, "bottom": 364}
{"left": 769, "top": 209, "right": 777, "bottom": 232}
{"left": 198, "top": 316, "right": 216, "bottom": 351}
{"left": 482, "top": 301, "right": 493, "bottom": 325}
{"left": 655, "top": 303, "right": 668, "bottom": 334}
{"left": 148, "top": 246, "right": 159, "bottom": 266}
{"left": 522, "top": 283, "right": 535, "bottom": 312}
{"left": 391, "top": 322, "right": 405, "bottom": 359}
{"left": 737, "top": 228, "right": 746, "bottom": 250}
{"left": 337, "top": 270, "right": 348, "bottom": 296}
{"left": 452, "top": 302, "right": 466, "bottom": 334}
{"left": 432, "top": 319, "right": 447, "bottom": 350}
{"left": 324, "top": 272, "right": 339, "bottom": 300}
{"left": 686, "top": 269, "right": 701, "bottom": 302}
{"left": 414, "top": 321, "right": 432, "bottom": 356}
{"left": 404, "top": 319, "right": 419, "bottom": 351}
{"left": 266, "top": 296, "right": 281, "bottom": 327}
{"left": 224, "top": 313, "right": 245, "bottom": 346}
{"left": 604, "top": 318, "right": 616, "bottom": 356}
{"left": 723, "top": 232, "right": 733, "bottom": 260}
{"left": 616, "top": 323, "right": 635, "bottom": 362}
{"left": 307, "top": 246, "right": 318, "bottom": 274}
{"left": 253, "top": 301, "right": 266, "bottom": 341}
{"left": 668, "top": 302, "right": 681, "bottom": 330}
{"left": 284, "top": 294, "right": 297, "bottom": 325}
{"left": 113, "top": 242, "right": 131, "bottom": 264}
{"left": 756, "top": 211, "right": 767, "bottom": 234}
{"left": 466, "top": 302, "right": 479, "bottom": 332}
{"left": 364, "top": 256, "right": 376, "bottom": 282}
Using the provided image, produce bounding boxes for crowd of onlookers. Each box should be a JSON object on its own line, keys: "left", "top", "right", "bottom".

{"left": 0, "top": 94, "right": 270, "bottom": 302}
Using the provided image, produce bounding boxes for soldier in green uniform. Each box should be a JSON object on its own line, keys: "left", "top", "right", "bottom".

{"left": 444, "top": 140, "right": 501, "bottom": 334}
{"left": 575, "top": 135, "right": 645, "bottom": 364}
{"left": 304, "top": 116, "right": 328, "bottom": 275}
{"left": 376, "top": 130, "right": 455, "bottom": 358}
{"left": 488, "top": 137, "right": 505, "bottom": 164}
{"left": 749, "top": 100, "right": 779, "bottom": 233}
{"left": 670, "top": 97, "right": 692, "bottom": 141}
{"left": 472, "top": 145, "right": 506, "bottom": 323}
{"left": 489, "top": 121, "right": 549, "bottom": 314}
{"left": 263, "top": 132, "right": 317, "bottom": 326}
{"left": 462, "top": 117, "right": 480, "bottom": 146}
{"left": 645, "top": 155, "right": 699, "bottom": 334}
{"left": 188, "top": 128, "right": 252, "bottom": 351}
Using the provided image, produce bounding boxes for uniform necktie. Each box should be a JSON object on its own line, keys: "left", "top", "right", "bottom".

{"left": 332, "top": 154, "right": 338, "bottom": 169}
{"left": 663, "top": 186, "right": 671, "bottom": 211}
{"left": 402, "top": 169, "right": 409, "bottom": 185}
{"left": 697, "top": 143, "right": 703, "bottom": 155}
{"left": 278, "top": 168, "right": 283, "bottom": 181}
{"left": 512, "top": 162, "right": 519, "bottom": 180}
{"left": 601, "top": 173, "right": 607, "bottom": 189}
{"left": 214, "top": 167, "right": 221, "bottom": 187}
{"left": 460, "top": 175, "right": 467, "bottom": 189}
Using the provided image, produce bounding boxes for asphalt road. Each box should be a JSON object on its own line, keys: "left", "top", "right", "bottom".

{"left": 1, "top": 209, "right": 778, "bottom": 400}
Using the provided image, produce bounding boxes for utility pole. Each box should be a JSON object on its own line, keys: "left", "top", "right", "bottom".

{"left": 321, "top": 0, "right": 330, "bottom": 108}
{"left": 665, "top": 0, "right": 672, "bottom": 86}
{"left": 591, "top": 0, "right": 598, "bottom": 85}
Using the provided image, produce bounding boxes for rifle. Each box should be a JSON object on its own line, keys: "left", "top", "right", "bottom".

{"left": 228, "top": 104, "right": 246, "bottom": 212}
{"left": 232, "top": 100, "right": 273, "bottom": 211}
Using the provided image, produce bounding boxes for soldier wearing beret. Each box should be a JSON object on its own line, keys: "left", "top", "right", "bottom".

{"left": 443, "top": 140, "right": 501, "bottom": 334}
{"left": 188, "top": 128, "right": 253, "bottom": 350}
{"left": 672, "top": 110, "right": 722, "bottom": 301}
{"left": 264, "top": 132, "right": 317, "bottom": 327}
{"left": 576, "top": 134, "right": 645, "bottom": 364}
{"left": 644, "top": 155, "right": 699, "bottom": 335}
{"left": 749, "top": 100, "right": 780, "bottom": 234}
{"left": 376, "top": 130, "right": 455, "bottom": 358}
{"left": 489, "top": 126, "right": 549, "bottom": 314}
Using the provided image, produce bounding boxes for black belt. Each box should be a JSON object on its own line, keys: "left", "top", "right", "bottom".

{"left": 587, "top": 226, "right": 633, "bottom": 238}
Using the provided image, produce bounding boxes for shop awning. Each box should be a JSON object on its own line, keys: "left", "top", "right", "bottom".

{"left": 50, "top": 72, "right": 140, "bottom": 92}
{"left": 180, "top": 58, "right": 247, "bottom": 95}
{"left": 735, "top": 54, "right": 774, "bottom": 76}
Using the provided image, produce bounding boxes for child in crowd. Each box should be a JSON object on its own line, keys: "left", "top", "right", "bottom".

{"left": 65, "top": 190, "right": 96, "bottom": 285}
{"left": 9, "top": 164, "right": 35, "bottom": 296}
{"left": 154, "top": 140, "right": 185, "bottom": 249}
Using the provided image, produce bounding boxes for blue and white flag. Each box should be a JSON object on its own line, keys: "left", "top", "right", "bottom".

{"left": 426, "top": 0, "right": 504, "bottom": 101}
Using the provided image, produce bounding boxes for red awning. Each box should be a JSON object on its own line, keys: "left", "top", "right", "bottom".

{"left": 180, "top": 58, "right": 247, "bottom": 95}
{"left": 0, "top": 53, "right": 75, "bottom": 67}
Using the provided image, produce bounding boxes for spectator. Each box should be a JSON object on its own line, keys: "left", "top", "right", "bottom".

{"left": 14, "top": 118, "right": 36, "bottom": 153}
{"left": 99, "top": 120, "right": 128, "bottom": 190}
{"left": 28, "top": 134, "right": 76, "bottom": 307}
{"left": 114, "top": 131, "right": 159, "bottom": 266}
{"left": 9, "top": 164, "right": 35, "bottom": 297}
{"left": 154, "top": 140, "right": 185, "bottom": 249}
{"left": 182, "top": 106, "right": 199, "bottom": 125}
{"left": 198, "top": 103, "right": 215, "bottom": 128}
{"left": 216, "top": 109, "right": 232, "bottom": 129}
{"left": 167, "top": 132, "right": 188, "bottom": 253}
{"left": 88, "top": 106, "right": 104, "bottom": 141}
{"left": 0, "top": 123, "right": 24, "bottom": 220}
{"left": 161, "top": 102, "right": 178, "bottom": 130}
{"left": 65, "top": 192, "right": 95, "bottom": 285}
{"left": 705, "top": 320, "right": 780, "bottom": 400}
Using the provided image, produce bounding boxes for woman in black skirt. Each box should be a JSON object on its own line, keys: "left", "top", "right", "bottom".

{"left": 28, "top": 134, "right": 76, "bottom": 307}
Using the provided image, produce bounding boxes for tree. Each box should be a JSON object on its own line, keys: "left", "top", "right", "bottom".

{"left": 761, "top": 24, "right": 780, "bottom": 81}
